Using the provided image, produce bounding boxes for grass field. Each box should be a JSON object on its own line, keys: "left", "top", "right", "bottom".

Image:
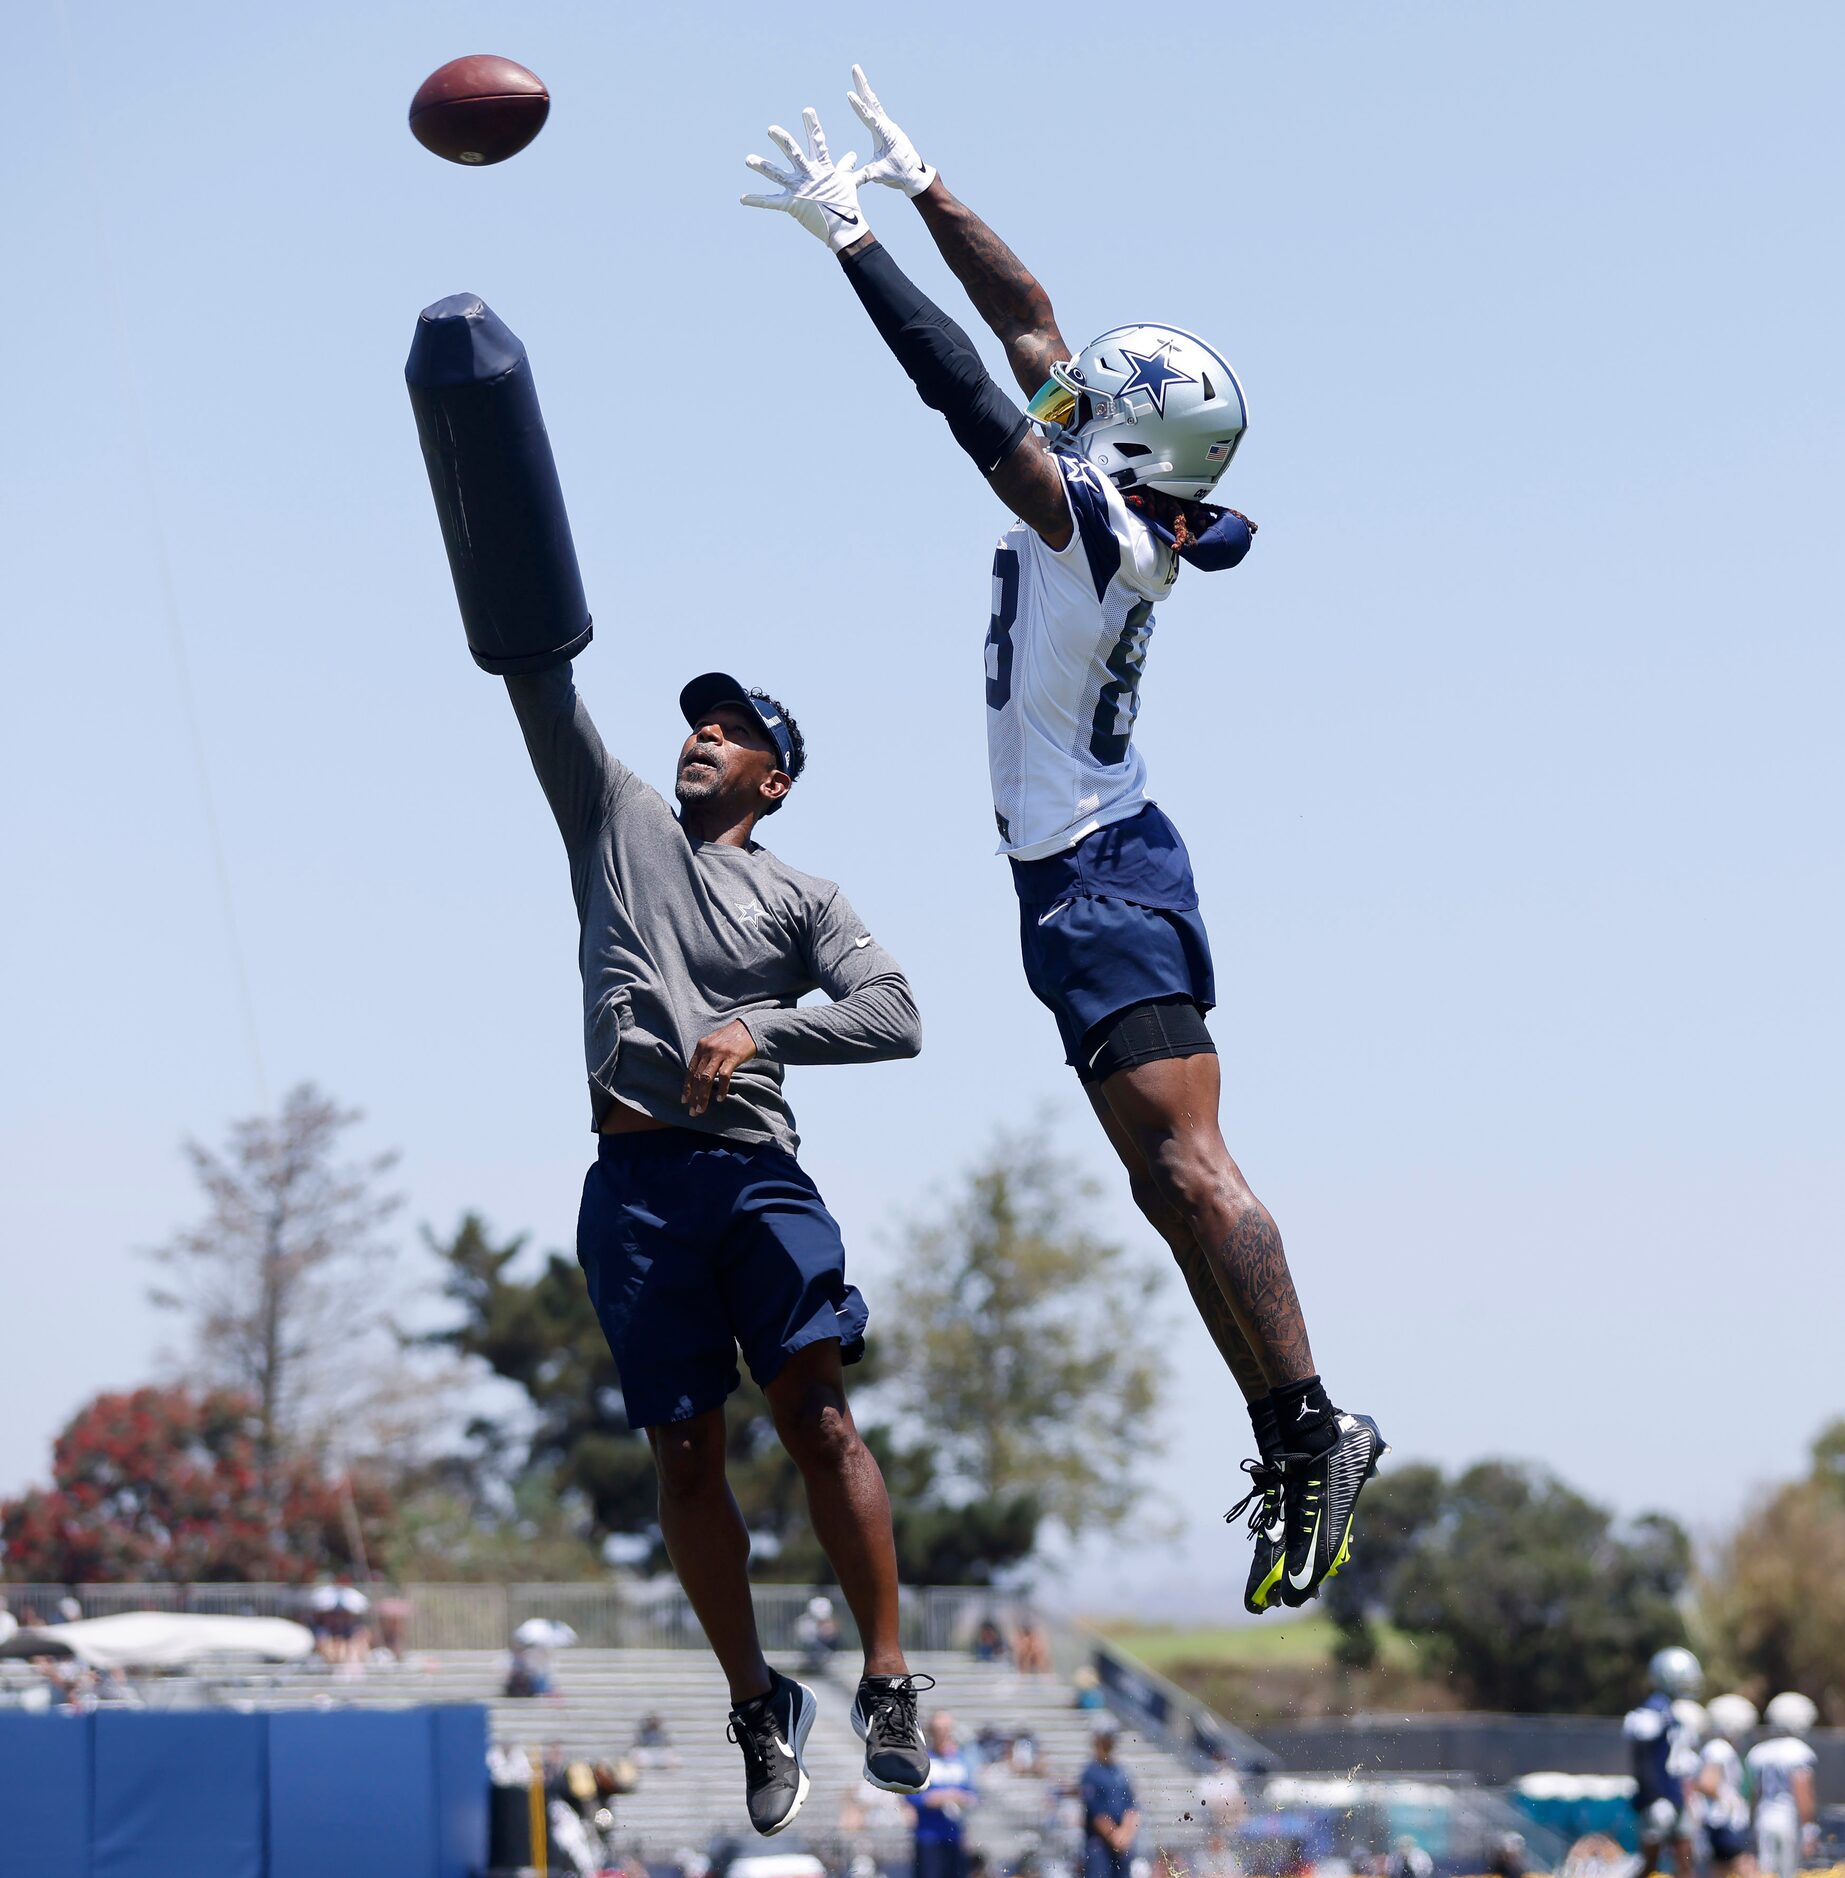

{"left": 1092, "top": 1614, "right": 1454, "bottom": 1722}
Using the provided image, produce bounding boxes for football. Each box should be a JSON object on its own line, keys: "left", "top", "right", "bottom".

{"left": 409, "top": 55, "right": 549, "bottom": 166}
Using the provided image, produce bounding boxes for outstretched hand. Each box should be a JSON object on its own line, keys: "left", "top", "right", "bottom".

{"left": 682, "top": 1019, "right": 758, "bottom": 1116}
{"left": 740, "top": 107, "right": 869, "bottom": 253}
{"left": 846, "top": 64, "right": 935, "bottom": 197}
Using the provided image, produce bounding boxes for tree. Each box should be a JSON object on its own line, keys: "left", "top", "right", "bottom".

{"left": 0, "top": 1385, "right": 390, "bottom": 1584}
{"left": 884, "top": 1125, "right": 1167, "bottom": 1542}
{"left": 1320, "top": 1461, "right": 1446, "bottom": 1668}
{"left": 145, "top": 1084, "right": 401, "bottom": 1484}
{"left": 1701, "top": 1425, "right": 1845, "bottom": 1722}
{"left": 422, "top": 1212, "right": 1042, "bottom": 1585}
{"left": 1386, "top": 1460, "right": 1690, "bottom": 1712}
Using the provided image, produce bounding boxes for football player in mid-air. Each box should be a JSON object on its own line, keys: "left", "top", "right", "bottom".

{"left": 740, "top": 68, "right": 1383, "bottom": 1611}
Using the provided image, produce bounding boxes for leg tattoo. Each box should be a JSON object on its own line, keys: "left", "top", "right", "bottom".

{"left": 1212, "top": 1196, "right": 1315, "bottom": 1387}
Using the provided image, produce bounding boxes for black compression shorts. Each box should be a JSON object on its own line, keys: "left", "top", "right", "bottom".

{"left": 1079, "top": 997, "right": 1216, "bottom": 1086}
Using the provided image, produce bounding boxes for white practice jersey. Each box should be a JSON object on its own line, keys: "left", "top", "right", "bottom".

{"left": 1747, "top": 1736, "right": 1817, "bottom": 1812}
{"left": 1702, "top": 1739, "right": 1750, "bottom": 1834}
{"left": 985, "top": 451, "right": 1179, "bottom": 860}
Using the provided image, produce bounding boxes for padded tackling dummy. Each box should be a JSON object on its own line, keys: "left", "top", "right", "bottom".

{"left": 92, "top": 1711, "right": 265, "bottom": 1878}
{"left": 0, "top": 1709, "right": 94, "bottom": 1875}
{"left": 406, "top": 293, "right": 592, "bottom": 675}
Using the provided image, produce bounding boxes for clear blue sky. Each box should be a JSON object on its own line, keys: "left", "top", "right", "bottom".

{"left": 3, "top": 0, "right": 1840, "bottom": 1616}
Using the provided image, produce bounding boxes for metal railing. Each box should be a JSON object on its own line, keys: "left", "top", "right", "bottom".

{"left": 2, "top": 1579, "right": 1037, "bottom": 1655}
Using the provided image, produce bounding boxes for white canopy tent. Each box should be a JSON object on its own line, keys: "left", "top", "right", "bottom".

{"left": 0, "top": 1611, "right": 315, "bottom": 1670}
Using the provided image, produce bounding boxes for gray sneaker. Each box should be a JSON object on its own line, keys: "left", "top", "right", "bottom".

{"left": 850, "top": 1672, "right": 935, "bottom": 1793}
{"left": 727, "top": 1670, "right": 816, "bottom": 1835}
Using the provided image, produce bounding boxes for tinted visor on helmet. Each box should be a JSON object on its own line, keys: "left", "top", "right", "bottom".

{"left": 1026, "top": 375, "right": 1078, "bottom": 427}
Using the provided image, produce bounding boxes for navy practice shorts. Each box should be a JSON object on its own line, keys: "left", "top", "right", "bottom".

{"left": 576, "top": 1132, "right": 867, "bottom": 1430}
{"left": 1011, "top": 804, "right": 1217, "bottom": 1076}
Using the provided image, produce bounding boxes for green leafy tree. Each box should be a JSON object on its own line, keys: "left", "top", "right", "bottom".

{"left": 422, "top": 1211, "right": 1044, "bottom": 1585}
{"left": 1386, "top": 1460, "right": 1690, "bottom": 1712}
{"left": 1320, "top": 1461, "right": 1446, "bottom": 1668}
{"left": 1701, "top": 1425, "right": 1845, "bottom": 1722}
{"left": 884, "top": 1125, "right": 1167, "bottom": 1543}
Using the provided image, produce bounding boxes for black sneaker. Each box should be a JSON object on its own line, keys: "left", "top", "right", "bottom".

{"left": 1227, "top": 1459, "right": 1288, "bottom": 1613}
{"left": 1277, "top": 1411, "right": 1387, "bottom": 1608}
{"left": 726, "top": 1669, "right": 816, "bottom": 1835}
{"left": 849, "top": 1671, "right": 935, "bottom": 1793}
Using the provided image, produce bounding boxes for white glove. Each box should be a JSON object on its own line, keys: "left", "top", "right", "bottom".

{"left": 846, "top": 64, "right": 935, "bottom": 197}
{"left": 740, "top": 107, "right": 868, "bottom": 254}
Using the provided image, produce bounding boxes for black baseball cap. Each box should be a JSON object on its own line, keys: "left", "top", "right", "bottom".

{"left": 679, "top": 672, "right": 797, "bottom": 775}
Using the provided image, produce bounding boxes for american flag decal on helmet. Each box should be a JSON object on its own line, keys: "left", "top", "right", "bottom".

{"left": 1207, "top": 440, "right": 1234, "bottom": 462}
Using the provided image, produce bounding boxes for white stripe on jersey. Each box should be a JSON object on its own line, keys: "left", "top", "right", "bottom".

{"left": 985, "top": 451, "right": 1179, "bottom": 860}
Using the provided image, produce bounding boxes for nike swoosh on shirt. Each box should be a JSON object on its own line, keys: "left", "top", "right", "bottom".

{"left": 853, "top": 934, "right": 872, "bottom": 948}
{"left": 1287, "top": 1512, "right": 1322, "bottom": 1591}
{"left": 1037, "top": 900, "right": 1074, "bottom": 926}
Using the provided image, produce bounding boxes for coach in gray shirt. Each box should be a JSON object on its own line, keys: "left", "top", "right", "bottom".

{"left": 505, "top": 661, "right": 933, "bottom": 1835}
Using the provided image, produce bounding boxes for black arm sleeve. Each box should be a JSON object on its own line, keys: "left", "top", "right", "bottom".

{"left": 840, "top": 241, "right": 1030, "bottom": 474}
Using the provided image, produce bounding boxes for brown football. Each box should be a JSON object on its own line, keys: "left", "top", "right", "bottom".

{"left": 409, "top": 56, "right": 549, "bottom": 166}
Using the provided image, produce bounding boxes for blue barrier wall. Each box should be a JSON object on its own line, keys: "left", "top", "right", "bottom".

{"left": 93, "top": 1711, "right": 267, "bottom": 1878}
{"left": 0, "top": 1706, "right": 487, "bottom": 1877}
{"left": 0, "top": 1710, "right": 94, "bottom": 1875}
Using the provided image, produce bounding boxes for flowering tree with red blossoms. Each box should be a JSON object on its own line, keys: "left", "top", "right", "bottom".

{"left": 0, "top": 1384, "right": 392, "bottom": 1583}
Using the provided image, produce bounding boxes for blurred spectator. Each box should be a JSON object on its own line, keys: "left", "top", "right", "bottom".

{"left": 907, "top": 1712, "right": 979, "bottom": 1878}
{"left": 1012, "top": 1613, "right": 1053, "bottom": 1675}
{"left": 54, "top": 1596, "right": 82, "bottom": 1625}
{"left": 307, "top": 1581, "right": 372, "bottom": 1665}
{"left": 1199, "top": 1747, "right": 1247, "bottom": 1830}
{"left": 504, "top": 1645, "right": 549, "bottom": 1698}
{"left": 1387, "top": 1838, "right": 1433, "bottom": 1878}
{"left": 374, "top": 1593, "right": 411, "bottom": 1659}
{"left": 972, "top": 1616, "right": 1007, "bottom": 1663}
{"left": 1079, "top": 1723, "right": 1139, "bottom": 1878}
{"left": 1488, "top": 1832, "right": 1530, "bottom": 1878}
{"left": 1073, "top": 1665, "right": 1108, "bottom": 1711}
{"left": 631, "top": 1710, "right": 680, "bottom": 1770}
{"left": 796, "top": 1595, "right": 843, "bottom": 1676}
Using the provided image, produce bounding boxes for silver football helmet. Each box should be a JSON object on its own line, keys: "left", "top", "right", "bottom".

{"left": 1648, "top": 1646, "right": 1704, "bottom": 1699}
{"left": 1705, "top": 1693, "right": 1759, "bottom": 1741}
{"left": 1026, "top": 322, "right": 1249, "bottom": 503}
{"left": 1764, "top": 1691, "right": 1818, "bottom": 1736}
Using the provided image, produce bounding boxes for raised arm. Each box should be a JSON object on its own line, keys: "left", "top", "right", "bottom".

{"left": 740, "top": 96, "right": 1072, "bottom": 548}
{"left": 845, "top": 67, "right": 1069, "bottom": 398}
{"left": 503, "top": 663, "right": 635, "bottom": 858}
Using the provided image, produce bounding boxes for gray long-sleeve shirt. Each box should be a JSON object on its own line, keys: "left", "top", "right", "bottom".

{"left": 507, "top": 664, "right": 921, "bottom": 1153}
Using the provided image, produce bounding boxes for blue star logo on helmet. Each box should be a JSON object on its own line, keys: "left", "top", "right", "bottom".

{"left": 1117, "top": 342, "right": 1196, "bottom": 418}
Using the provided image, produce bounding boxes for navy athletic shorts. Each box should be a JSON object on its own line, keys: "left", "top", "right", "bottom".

{"left": 1010, "top": 803, "right": 1217, "bottom": 1074}
{"left": 576, "top": 1131, "right": 867, "bottom": 1429}
{"left": 1709, "top": 1827, "right": 1751, "bottom": 1863}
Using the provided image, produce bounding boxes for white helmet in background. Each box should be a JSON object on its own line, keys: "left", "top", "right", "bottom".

{"left": 1649, "top": 1646, "right": 1704, "bottom": 1699}
{"left": 1705, "top": 1693, "right": 1759, "bottom": 1740}
{"left": 1764, "top": 1691, "right": 1818, "bottom": 1736}
{"left": 1027, "top": 323, "right": 1249, "bottom": 503}
{"left": 1672, "top": 1699, "right": 1709, "bottom": 1745}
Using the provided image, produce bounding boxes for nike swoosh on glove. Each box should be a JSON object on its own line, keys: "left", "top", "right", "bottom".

{"left": 740, "top": 106, "right": 868, "bottom": 254}
{"left": 845, "top": 64, "right": 935, "bottom": 197}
